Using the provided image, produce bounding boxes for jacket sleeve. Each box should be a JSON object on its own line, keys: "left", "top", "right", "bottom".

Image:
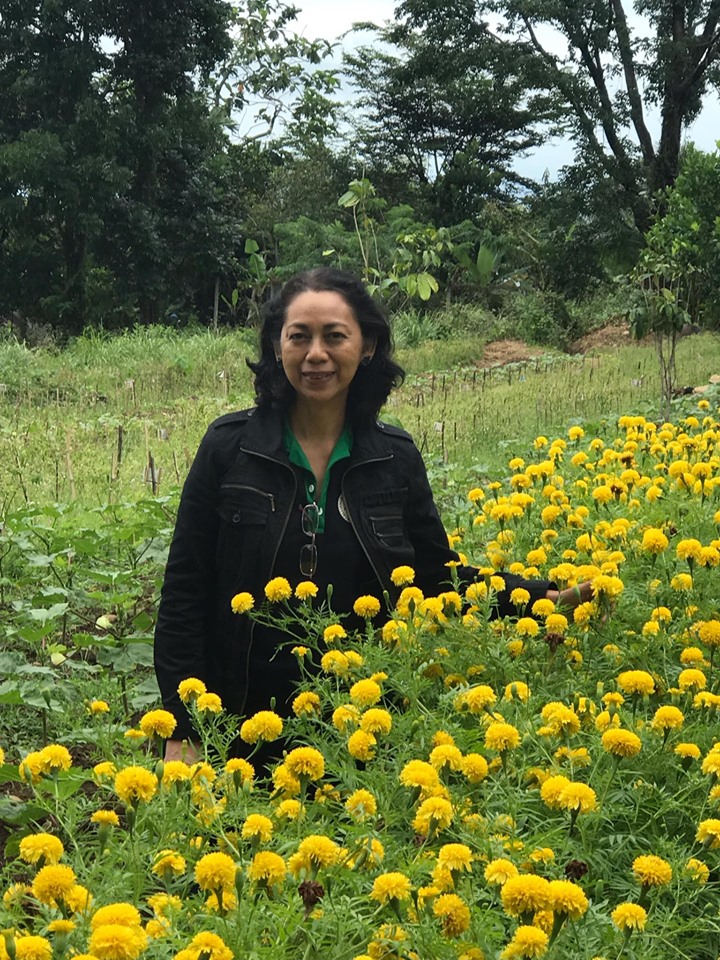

{"left": 403, "top": 441, "right": 554, "bottom": 618}
{"left": 154, "top": 427, "right": 227, "bottom": 740}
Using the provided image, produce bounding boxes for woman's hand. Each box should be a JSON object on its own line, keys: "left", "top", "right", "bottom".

{"left": 164, "top": 738, "right": 201, "bottom": 764}
{"left": 546, "top": 580, "right": 594, "bottom": 610}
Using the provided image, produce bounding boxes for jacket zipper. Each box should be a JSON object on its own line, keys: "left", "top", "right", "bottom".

{"left": 236, "top": 448, "right": 296, "bottom": 716}
{"left": 219, "top": 483, "right": 276, "bottom": 511}
{"left": 341, "top": 454, "right": 393, "bottom": 591}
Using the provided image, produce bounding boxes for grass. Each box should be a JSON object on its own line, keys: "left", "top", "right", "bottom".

{"left": 1, "top": 326, "right": 719, "bottom": 509}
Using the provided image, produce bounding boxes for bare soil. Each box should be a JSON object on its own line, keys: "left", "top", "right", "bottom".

{"left": 474, "top": 322, "right": 652, "bottom": 369}
{"left": 472, "top": 339, "right": 545, "bottom": 368}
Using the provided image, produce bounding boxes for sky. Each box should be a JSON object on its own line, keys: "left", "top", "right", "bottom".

{"left": 291, "top": 0, "right": 720, "bottom": 182}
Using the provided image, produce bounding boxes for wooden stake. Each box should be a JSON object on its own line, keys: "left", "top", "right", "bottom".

{"left": 65, "top": 432, "right": 76, "bottom": 500}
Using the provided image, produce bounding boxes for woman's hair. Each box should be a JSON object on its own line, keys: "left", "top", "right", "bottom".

{"left": 249, "top": 267, "right": 405, "bottom": 425}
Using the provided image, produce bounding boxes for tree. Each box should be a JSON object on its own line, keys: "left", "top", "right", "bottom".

{"left": 345, "top": 9, "right": 558, "bottom": 223}
{"left": 391, "top": 0, "right": 720, "bottom": 232}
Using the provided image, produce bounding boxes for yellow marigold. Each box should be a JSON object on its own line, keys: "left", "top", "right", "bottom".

{"left": 539, "top": 702, "right": 580, "bottom": 736}
{"left": 641, "top": 528, "right": 669, "bottom": 554}
{"left": 347, "top": 729, "right": 376, "bottom": 762}
{"left": 501, "top": 925, "right": 549, "bottom": 959}
{"left": 239, "top": 710, "right": 283, "bottom": 744}
{"left": 698, "top": 619, "right": 720, "bottom": 646}
{"left": 685, "top": 857, "right": 709, "bottom": 884}
{"left": 429, "top": 744, "right": 463, "bottom": 771}
{"left": 547, "top": 879, "right": 588, "bottom": 919}
{"left": 285, "top": 747, "right": 325, "bottom": 781}
{"left": 557, "top": 781, "right": 597, "bottom": 813}
{"left": 91, "top": 903, "right": 142, "bottom": 930}
{"left": 675, "top": 742, "right": 701, "bottom": 761}
{"left": 241, "top": 814, "right": 273, "bottom": 842}
{"left": 264, "top": 576, "right": 292, "bottom": 601}
{"left": 680, "top": 646, "right": 705, "bottom": 664}
{"left": 540, "top": 774, "right": 571, "bottom": 809}
{"left": 601, "top": 728, "right": 642, "bottom": 759}
{"left": 276, "top": 798, "right": 304, "bottom": 820}
{"left": 321, "top": 649, "right": 350, "bottom": 676}
{"left": 611, "top": 902, "right": 647, "bottom": 931}
{"left": 224, "top": 757, "right": 254, "bottom": 786}
{"left": 679, "top": 668, "right": 706, "bottom": 691}
{"left": 180, "top": 932, "right": 233, "bottom": 960}
{"left": 437, "top": 843, "right": 473, "bottom": 874}
{"left": 413, "top": 796, "right": 454, "bottom": 835}
{"left": 516, "top": 617, "right": 539, "bottom": 637}
{"left": 504, "top": 681, "right": 530, "bottom": 703}
{"left": 697, "top": 818, "right": 720, "bottom": 847}
{"left": 617, "top": 670, "right": 655, "bottom": 696}
{"left": 114, "top": 766, "right": 158, "bottom": 806}
{"left": 651, "top": 705, "right": 684, "bottom": 733}
{"left": 454, "top": 684, "right": 497, "bottom": 714}
{"left": 177, "top": 677, "right": 206, "bottom": 702}
{"left": 433, "top": 893, "right": 471, "bottom": 937}
{"left": 510, "top": 587, "right": 531, "bottom": 608}
{"left": 484, "top": 858, "right": 519, "bottom": 885}
{"left": 676, "top": 538, "right": 703, "bottom": 563}
{"left": 292, "top": 691, "right": 321, "bottom": 717}
{"left": 19, "top": 833, "right": 64, "bottom": 865}
{"left": 13, "top": 936, "right": 53, "bottom": 960}
{"left": 632, "top": 855, "right": 672, "bottom": 886}
{"left": 294, "top": 581, "right": 318, "bottom": 601}
{"left": 591, "top": 574, "right": 624, "bottom": 598}
{"left": 323, "top": 623, "right": 347, "bottom": 645}
{"left": 152, "top": 850, "right": 186, "bottom": 880}
{"left": 349, "top": 678, "right": 382, "bottom": 707}
{"left": 160, "top": 761, "right": 192, "bottom": 787}
{"left": 360, "top": 708, "right": 392, "bottom": 735}
{"left": 400, "top": 759, "right": 440, "bottom": 791}
{"left": 25, "top": 744, "right": 71, "bottom": 778}
{"left": 501, "top": 874, "right": 552, "bottom": 916}
{"left": 396, "top": 585, "right": 424, "bottom": 617}
{"left": 88, "top": 924, "right": 148, "bottom": 960}
{"left": 247, "top": 851, "right": 286, "bottom": 887}
{"left": 32, "top": 864, "right": 76, "bottom": 905}
{"left": 194, "top": 852, "right": 237, "bottom": 892}
{"left": 370, "top": 872, "right": 412, "bottom": 904}
{"left": 88, "top": 699, "right": 110, "bottom": 714}
{"left": 484, "top": 722, "right": 521, "bottom": 752}
{"left": 195, "top": 692, "right": 222, "bottom": 713}
{"left": 138, "top": 709, "right": 176, "bottom": 739}
{"left": 332, "top": 703, "right": 361, "bottom": 732}
{"left": 230, "top": 591, "right": 254, "bottom": 613}
{"left": 353, "top": 595, "right": 381, "bottom": 618}
{"left": 390, "top": 565, "right": 415, "bottom": 586}
{"left": 345, "top": 789, "right": 377, "bottom": 820}
{"left": 297, "top": 834, "right": 341, "bottom": 868}
{"left": 47, "top": 919, "right": 75, "bottom": 934}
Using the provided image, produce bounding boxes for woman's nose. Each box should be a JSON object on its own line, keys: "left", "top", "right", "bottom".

{"left": 306, "top": 336, "right": 328, "bottom": 360}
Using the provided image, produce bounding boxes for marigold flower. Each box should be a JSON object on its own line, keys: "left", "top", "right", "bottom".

{"left": 90, "top": 903, "right": 142, "bottom": 930}
{"left": 246, "top": 850, "right": 286, "bottom": 889}
{"left": 390, "top": 565, "right": 415, "bottom": 586}
{"left": 360, "top": 708, "right": 392, "bottom": 735}
{"left": 484, "top": 858, "right": 519, "bottom": 885}
{"left": 276, "top": 798, "right": 304, "bottom": 820}
{"left": 510, "top": 587, "right": 531, "bottom": 608}
{"left": 239, "top": 710, "right": 283, "bottom": 744}
{"left": 13, "top": 936, "right": 53, "bottom": 960}
{"left": 611, "top": 902, "right": 647, "bottom": 931}
{"left": 347, "top": 729, "right": 376, "bottom": 761}
{"left": 323, "top": 623, "right": 347, "bottom": 644}
{"left": 285, "top": 747, "right": 325, "bottom": 781}
{"left": 454, "top": 684, "right": 497, "bottom": 714}
{"left": 32, "top": 864, "right": 76, "bottom": 905}
{"left": 19, "top": 833, "right": 64, "bottom": 865}
{"left": 413, "top": 796, "right": 454, "bottom": 835}
{"left": 676, "top": 538, "right": 703, "bottom": 563}
{"left": 641, "top": 528, "right": 669, "bottom": 554}
{"left": 617, "top": 670, "right": 655, "bottom": 696}
{"left": 516, "top": 617, "right": 539, "bottom": 637}
{"left": 263, "top": 576, "right": 292, "bottom": 601}
{"left": 241, "top": 814, "right": 273, "bottom": 843}
{"left": 370, "top": 872, "right": 412, "bottom": 904}
{"left": 88, "top": 699, "right": 110, "bottom": 715}
{"left": 601, "top": 728, "right": 642, "bottom": 758}
{"left": 500, "top": 924, "right": 548, "bottom": 958}
{"left": 429, "top": 744, "right": 463, "bottom": 771}
{"left": 504, "top": 681, "right": 530, "bottom": 702}
{"left": 353, "top": 594, "right": 381, "bottom": 618}
{"left": 697, "top": 818, "right": 720, "bottom": 847}
{"left": 345, "top": 789, "right": 377, "bottom": 820}
{"left": 294, "top": 581, "right": 318, "bottom": 601}
{"left": 138, "top": 709, "right": 176, "bottom": 739}
{"left": 539, "top": 702, "right": 580, "bottom": 736}
{"left": 400, "top": 759, "right": 439, "bottom": 791}
{"left": 437, "top": 843, "right": 473, "bottom": 874}
{"left": 433, "top": 893, "right": 471, "bottom": 937}
{"left": 484, "top": 722, "right": 521, "bottom": 752}
{"left": 697, "top": 619, "right": 720, "bottom": 646}
{"left": 349, "top": 678, "right": 382, "bottom": 707}
{"left": 332, "top": 703, "right": 361, "bottom": 733}
{"left": 152, "top": 850, "right": 186, "bottom": 880}
{"left": 557, "top": 781, "right": 597, "bottom": 814}
{"left": 195, "top": 692, "right": 223, "bottom": 713}
{"left": 501, "top": 874, "right": 552, "bottom": 916}
{"left": 540, "top": 774, "right": 571, "bottom": 809}
{"left": 651, "top": 705, "right": 684, "bottom": 733}
{"left": 230, "top": 591, "right": 254, "bottom": 613}
{"left": 675, "top": 742, "right": 701, "bottom": 762}
{"left": 547, "top": 879, "right": 588, "bottom": 919}
{"left": 88, "top": 924, "right": 148, "bottom": 960}
{"left": 679, "top": 668, "right": 706, "bottom": 691}
{"left": 194, "top": 852, "right": 237, "bottom": 892}
{"left": 292, "top": 691, "right": 321, "bottom": 717}
{"left": 685, "top": 857, "right": 709, "bottom": 884}
{"left": 114, "top": 766, "right": 158, "bottom": 806}
{"left": 160, "top": 761, "right": 192, "bottom": 787}
{"left": 177, "top": 677, "right": 206, "bottom": 702}
{"left": 632, "top": 854, "right": 672, "bottom": 886}
{"left": 296, "top": 834, "right": 341, "bottom": 869}
{"left": 181, "top": 932, "right": 233, "bottom": 960}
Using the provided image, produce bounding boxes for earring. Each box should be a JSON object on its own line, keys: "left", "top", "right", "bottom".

{"left": 361, "top": 356, "right": 371, "bottom": 367}
{"left": 276, "top": 357, "right": 282, "bottom": 368}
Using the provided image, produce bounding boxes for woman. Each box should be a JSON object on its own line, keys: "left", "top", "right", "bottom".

{"left": 154, "top": 268, "right": 591, "bottom": 762}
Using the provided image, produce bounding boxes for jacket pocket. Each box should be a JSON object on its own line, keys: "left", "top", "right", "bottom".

{"left": 217, "top": 485, "right": 275, "bottom": 526}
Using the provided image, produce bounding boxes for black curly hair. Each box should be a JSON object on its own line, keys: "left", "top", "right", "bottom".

{"left": 248, "top": 268, "right": 405, "bottom": 425}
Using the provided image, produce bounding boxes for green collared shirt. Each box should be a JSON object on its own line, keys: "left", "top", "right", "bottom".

{"left": 283, "top": 419, "right": 353, "bottom": 533}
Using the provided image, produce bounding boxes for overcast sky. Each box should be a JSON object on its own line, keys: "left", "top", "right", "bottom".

{"left": 292, "top": 0, "right": 720, "bottom": 181}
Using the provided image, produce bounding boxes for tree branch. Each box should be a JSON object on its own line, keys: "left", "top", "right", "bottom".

{"left": 610, "top": 0, "right": 655, "bottom": 163}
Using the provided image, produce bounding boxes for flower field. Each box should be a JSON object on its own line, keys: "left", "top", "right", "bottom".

{"left": 3, "top": 404, "right": 720, "bottom": 959}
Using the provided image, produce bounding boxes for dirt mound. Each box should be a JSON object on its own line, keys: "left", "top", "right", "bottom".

{"left": 569, "top": 323, "right": 635, "bottom": 354}
{"left": 473, "top": 339, "right": 544, "bottom": 368}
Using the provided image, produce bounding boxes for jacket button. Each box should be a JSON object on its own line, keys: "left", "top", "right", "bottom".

{"left": 232, "top": 512, "right": 241, "bottom": 523}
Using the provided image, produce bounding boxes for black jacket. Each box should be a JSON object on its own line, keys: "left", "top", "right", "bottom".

{"left": 154, "top": 407, "right": 551, "bottom": 738}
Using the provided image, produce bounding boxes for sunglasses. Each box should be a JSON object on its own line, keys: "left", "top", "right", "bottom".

{"left": 300, "top": 502, "right": 320, "bottom": 578}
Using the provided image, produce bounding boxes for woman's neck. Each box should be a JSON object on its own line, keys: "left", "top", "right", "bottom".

{"left": 289, "top": 401, "right": 347, "bottom": 444}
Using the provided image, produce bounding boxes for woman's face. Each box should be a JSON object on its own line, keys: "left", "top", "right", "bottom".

{"left": 277, "top": 290, "right": 374, "bottom": 414}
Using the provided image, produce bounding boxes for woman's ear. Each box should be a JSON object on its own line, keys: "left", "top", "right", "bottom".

{"left": 362, "top": 339, "right": 377, "bottom": 364}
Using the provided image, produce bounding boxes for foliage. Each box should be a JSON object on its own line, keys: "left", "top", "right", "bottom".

{"left": 3, "top": 410, "right": 720, "bottom": 956}
{"left": 501, "top": 290, "right": 582, "bottom": 351}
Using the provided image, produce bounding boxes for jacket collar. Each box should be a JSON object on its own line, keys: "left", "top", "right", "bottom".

{"left": 240, "top": 406, "right": 394, "bottom": 463}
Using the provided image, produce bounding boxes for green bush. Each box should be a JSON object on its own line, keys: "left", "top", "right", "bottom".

{"left": 501, "top": 290, "right": 580, "bottom": 349}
